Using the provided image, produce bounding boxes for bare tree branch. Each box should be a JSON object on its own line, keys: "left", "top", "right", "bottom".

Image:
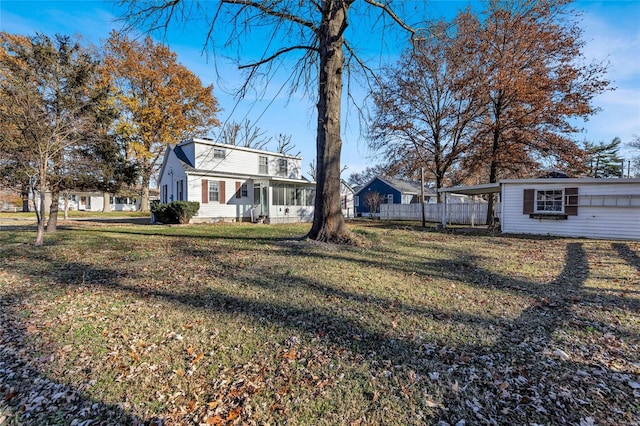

{"left": 362, "top": 0, "right": 416, "bottom": 36}
{"left": 221, "top": 0, "right": 317, "bottom": 31}
{"left": 238, "top": 45, "right": 318, "bottom": 69}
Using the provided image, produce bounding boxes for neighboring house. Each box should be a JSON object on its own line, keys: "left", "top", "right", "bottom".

{"left": 33, "top": 190, "right": 157, "bottom": 213}
{"left": 439, "top": 178, "right": 640, "bottom": 240}
{"left": 354, "top": 176, "right": 437, "bottom": 217}
{"left": 157, "top": 138, "right": 315, "bottom": 224}
{"left": 341, "top": 180, "right": 356, "bottom": 219}
{"left": 67, "top": 192, "right": 139, "bottom": 212}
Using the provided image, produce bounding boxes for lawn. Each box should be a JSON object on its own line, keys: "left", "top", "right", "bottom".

{"left": 0, "top": 220, "right": 638, "bottom": 425}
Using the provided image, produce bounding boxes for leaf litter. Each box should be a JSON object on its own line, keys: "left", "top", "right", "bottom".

{"left": 0, "top": 222, "right": 638, "bottom": 425}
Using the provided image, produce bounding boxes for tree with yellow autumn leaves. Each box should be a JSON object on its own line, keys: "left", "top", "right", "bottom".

{"left": 102, "top": 31, "right": 220, "bottom": 212}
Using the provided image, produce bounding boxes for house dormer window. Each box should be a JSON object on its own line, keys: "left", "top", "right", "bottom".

{"left": 214, "top": 148, "right": 226, "bottom": 159}
{"left": 278, "top": 159, "right": 288, "bottom": 175}
{"left": 259, "top": 156, "right": 268, "bottom": 174}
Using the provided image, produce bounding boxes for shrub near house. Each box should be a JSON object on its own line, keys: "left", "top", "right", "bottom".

{"left": 152, "top": 201, "right": 200, "bottom": 224}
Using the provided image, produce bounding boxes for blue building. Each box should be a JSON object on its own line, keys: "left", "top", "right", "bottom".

{"left": 354, "top": 176, "right": 436, "bottom": 216}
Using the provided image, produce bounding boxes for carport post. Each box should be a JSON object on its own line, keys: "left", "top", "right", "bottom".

{"left": 441, "top": 192, "right": 447, "bottom": 229}
{"left": 471, "top": 195, "right": 476, "bottom": 227}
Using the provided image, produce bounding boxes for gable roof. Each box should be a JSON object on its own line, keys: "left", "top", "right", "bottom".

{"left": 340, "top": 179, "right": 355, "bottom": 194}
{"left": 357, "top": 175, "right": 437, "bottom": 196}
{"left": 174, "top": 145, "right": 194, "bottom": 168}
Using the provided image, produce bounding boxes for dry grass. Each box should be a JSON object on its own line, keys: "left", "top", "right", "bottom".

{"left": 0, "top": 220, "right": 638, "bottom": 425}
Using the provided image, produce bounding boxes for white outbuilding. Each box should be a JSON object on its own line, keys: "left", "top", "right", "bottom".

{"left": 439, "top": 178, "right": 640, "bottom": 240}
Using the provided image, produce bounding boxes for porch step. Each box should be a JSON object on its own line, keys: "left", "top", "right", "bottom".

{"left": 253, "top": 215, "right": 268, "bottom": 224}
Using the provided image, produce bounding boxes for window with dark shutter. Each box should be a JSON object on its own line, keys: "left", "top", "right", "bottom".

{"left": 523, "top": 189, "right": 535, "bottom": 214}
{"left": 202, "top": 179, "right": 208, "bottom": 203}
{"left": 565, "top": 187, "right": 578, "bottom": 216}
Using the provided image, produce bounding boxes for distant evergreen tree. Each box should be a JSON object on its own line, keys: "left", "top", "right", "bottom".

{"left": 584, "top": 137, "right": 623, "bottom": 178}
{"left": 628, "top": 134, "right": 640, "bottom": 177}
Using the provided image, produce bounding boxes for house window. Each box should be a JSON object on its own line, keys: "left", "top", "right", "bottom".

{"left": 259, "top": 156, "right": 268, "bottom": 174}
{"left": 306, "top": 188, "right": 315, "bottom": 206}
{"left": 176, "top": 180, "right": 184, "bottom": 201}
{"left": 272, "top": 184, "right": 314, "bottom": 206}
{"left": 387, "top": 194, "right": 394, "bottom": 204}
{"left": 354, "top": 196, "right": 359, "bottom": 207}
{"left": 214, "top": 148, "right": 226, "bottom": 159}
{"left": 241, "top": 183, "right": 248, "bottom": 198}
{"left": 209, "top": 181, "right": 220, "bottom": 202}
{"left": 278, "top": 159, "right": 288, "bottom": 175}
{"left": 536, "top": 189, "right": 563, "bottom": 212}
{"left": 162, "top": 185, "right": 167, "bottom": 203}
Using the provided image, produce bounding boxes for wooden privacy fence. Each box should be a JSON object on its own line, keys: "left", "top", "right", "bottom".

{"left": 380, "top": 203, "right": 500, "bottom": 225}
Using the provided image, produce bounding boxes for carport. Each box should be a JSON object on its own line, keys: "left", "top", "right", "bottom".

{"left": 437, "top": 183, "right": 501, "bottom": 228}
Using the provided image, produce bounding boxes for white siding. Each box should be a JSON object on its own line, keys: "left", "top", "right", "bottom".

{"left": 158, "top": 151, "right": 188, "bottom": 203}
{"left": 157, "top": 138, "right": 314, "bottom": 223}
{"left": 269, "top": 205, "right": 314, "bottom": 224}
{"left": 189, "top": 175, "right": 254, "bottom": 221}
{"left": 502, "top": 181, "right": 640, "bottom": 240}
{"left": 192, "top": 142, "right": 302, "bottom": 179}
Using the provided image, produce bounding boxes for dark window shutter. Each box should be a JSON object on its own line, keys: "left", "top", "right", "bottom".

{"left": 236, "top": 181, "right": 241, "bottom": 198}
{"left": 523, "top": 189, "right": 535, "bottom": 214}
{"left": 220, "top": 181, "right": 226, "bottom": 204}
{"left": 565, "top": 187, "right": 578, "bottom": 216}
{"left": 202, "top": 179, "right": 208, "bottom": 204}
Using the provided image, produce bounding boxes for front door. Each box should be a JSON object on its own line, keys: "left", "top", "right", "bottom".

{"left": 254, "top": 184, "right": 261, "bottom": 215}
{"left": 253, "top": 183, "right": 269, "bottom": 217}
{"left": 261, "top": 186, "right": 268, "bottom": 216}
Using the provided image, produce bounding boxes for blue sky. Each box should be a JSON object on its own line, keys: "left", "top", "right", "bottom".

{"left": 1, "top": 0, "right": 639, "bottom": 177}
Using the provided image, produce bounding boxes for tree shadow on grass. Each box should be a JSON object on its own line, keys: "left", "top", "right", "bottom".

{"left": 1, "top": 230, "right": 638, "bottom": 424}
{"left": 612, "top": 242, "right": 640, "bottom": 274}
{"left": 0, "top": 291, "right": 158, "bottom": 425}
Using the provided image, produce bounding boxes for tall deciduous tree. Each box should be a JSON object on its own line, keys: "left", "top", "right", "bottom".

{"left": 455, "top": 0, "right": 610, "bottom": 223}
{"left": 102, "top": 31, "right": 219, "bottom": 212}
{"left": 217, "top": 120, "right": 270, "bottom": 150}
{"left": 347, "top": 165, "right": 387, "bottom": 186}
{"left": 369, "top": 22, "right": 485, "bottom": 201}
{"left": 118, "top": 0, "right": 421, "bottom": 242}
{"left": 0, "top": 32, "right": 103, "bottom": 245}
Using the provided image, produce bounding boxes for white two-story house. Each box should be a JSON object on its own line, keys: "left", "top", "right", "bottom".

{"left": 157, "top": 138, "right": 315, "bottom": 224}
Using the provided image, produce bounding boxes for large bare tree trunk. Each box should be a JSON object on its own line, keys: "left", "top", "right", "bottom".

{"left": 47, "top": 155, "right": 62, "bottom": 233}
{"left": 21, "top": 182, "right": 30, "bottom": 212}
{"left": 307, "top": 1, "right": 350, "bottom": 243}
{"left": 63, "top": 191, "right": 70, "bottom": 220}
{"left": 140, "top": 186, "right": 150, "bottom": 213}
{"left": 140, "top": 171, "right": 150, "bottom": 213}
{"left": 102, "top": 192, "right": 110, "bottom": 212}
{"left": 47, "top": 160, "right": 61, "bottom": 232}
{"left": 47, "top": 186, "right": 60, "bottom": 233}
{"left": 35, "top": 163, "right": 47, "bottom": 246}
{"left": 486, "top": 127, "right": 500, "bottom": 225}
